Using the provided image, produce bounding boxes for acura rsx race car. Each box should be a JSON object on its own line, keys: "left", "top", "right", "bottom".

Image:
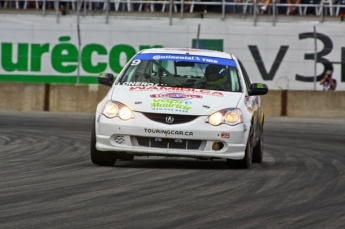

{"left": 90, "top": 48, "right": 268, "bottom": 169}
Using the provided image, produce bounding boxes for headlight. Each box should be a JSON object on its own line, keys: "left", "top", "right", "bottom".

{"left": 118, "top": 106, "right": 133, "bottom": 120}
{"left": 224, "top": 110, "right": 241, "bottom": 124}
{"left": 208, "top": 112, "right": 223, "bottom": 126}
{"left": 103, "top": 102, "right": 118, "bottom": 118}
{"left": 102, "top": 101, "right": 134, "bottom": 120}
{"left": 206, "top": 108, "right": 243, "bottom": 126}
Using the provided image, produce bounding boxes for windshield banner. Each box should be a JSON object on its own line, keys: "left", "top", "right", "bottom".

{"left": 134, "top": 54, "right": 237, "bottom": 66}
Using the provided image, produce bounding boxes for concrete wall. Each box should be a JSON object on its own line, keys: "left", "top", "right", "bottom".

{"left": 261, "top": 90, "right": 282, "bottom": 117}
{"left": 287, "top": 90, "right": 345, "bottom": 117}
{"left": 0, "top": 82, "right": 45, "bottom": 111}
{"left": 261, "top": 90, "right": 345, "bottom": 117}
{"left": 1, "top": 82, "right": 345, "bottom": 117}
{"left": 49, "top": 84, "right": 109, "bottom": 112}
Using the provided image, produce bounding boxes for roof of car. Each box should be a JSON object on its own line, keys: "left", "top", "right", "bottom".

{"left": 140, "top": 47, "right": 234, "bottom": 59}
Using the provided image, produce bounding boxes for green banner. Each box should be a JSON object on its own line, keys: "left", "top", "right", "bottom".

{"left": 192, "top": 39, "right": 223, "bottom": 51}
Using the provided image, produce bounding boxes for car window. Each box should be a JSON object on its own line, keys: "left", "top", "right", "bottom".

{"left": 118, "top": 56, "right": 242, "bottom": 93}
{"left": 229, "top": 67, "right": 241, "bottom": 92}
{"left": 238, "top": 59, "right": 252, "bottom": 91}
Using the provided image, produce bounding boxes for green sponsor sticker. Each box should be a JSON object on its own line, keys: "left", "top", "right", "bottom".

{"left": 99, "top": 73, "right": 108, "bottom": 78}
{"left": 256, "top": 84, "right": 264, "bottom": 88}
{"left": 151, "top": 99, "right": 192, "bottom": 113}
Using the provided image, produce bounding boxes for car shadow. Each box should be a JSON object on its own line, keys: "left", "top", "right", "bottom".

{"left": 113, "top": 157, "right": 244, "bottom": 170}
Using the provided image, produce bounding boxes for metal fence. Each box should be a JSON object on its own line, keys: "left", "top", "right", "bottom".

{"left": 0, "top": 0, "right": 345, "bottom": 25}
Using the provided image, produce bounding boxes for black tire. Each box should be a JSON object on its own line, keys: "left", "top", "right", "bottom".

{"left": 252, "top": 132, "right": 264, "bottom": 163}
{"left": 226, "top": 127, "right": 253, "bottom": 169}
{"left": 115, "top": 152, "right": 134, "bottom": 161}
{"left": 90, "top": 120, "right": 116, "bottom": 166}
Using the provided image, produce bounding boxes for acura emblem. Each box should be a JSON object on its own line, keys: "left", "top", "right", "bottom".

{"left": 165, "top": 116, "right": 174, "bottom": 124}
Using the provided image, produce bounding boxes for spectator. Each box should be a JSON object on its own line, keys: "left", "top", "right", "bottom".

{"left": 260, "top": 0, "right": 285, "bottom": 13}
{"left": 188, "top": 0, "right": 204, "bottom": 12}
{"left": 287, "top": 0, "right": 301, "bottom": 14}
{"left": 60, "top": 2, "right": 67, "bottom": 15}
{"left": 260, "top": 0, "right": 269, "bottom": 11}
{"left": 200, "top": 0, "right": 237, "bottom": 13}
{"left": 320, "top": 70, "right": 337, "bottom": 91}
{"left": 335, "top": 0, "right": 345, "bottom": 16}
{"left": 144, "top": 1, "right": 152, "bottom": 12}
{"left": 1, "top": 0, "right": 9, "bottom": 8}
{"left": 301, "top": 0, "right": 320, "bottom": 15}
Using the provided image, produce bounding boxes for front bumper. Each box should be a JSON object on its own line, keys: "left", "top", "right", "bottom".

{"left": 95, "top": 112, "right": 249, "bottom": 160}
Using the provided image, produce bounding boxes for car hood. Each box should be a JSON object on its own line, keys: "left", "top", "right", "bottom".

{"left": 111, "top": 85, "right": 243, "bottom": 116}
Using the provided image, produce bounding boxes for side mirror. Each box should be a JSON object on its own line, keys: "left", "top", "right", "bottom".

{"left": 248, "top": 83, "right": 268, "bottom": 96}
{"left": 98, "top": 73, "right": 115, "bottom": 87}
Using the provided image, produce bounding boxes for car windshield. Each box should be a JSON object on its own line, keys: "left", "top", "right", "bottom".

{"left": 118, "top": 53, "right": 242, "bottom": 92}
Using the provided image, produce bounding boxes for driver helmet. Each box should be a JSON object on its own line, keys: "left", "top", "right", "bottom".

{"left": 205, "top": 64, "right": 227, "bottom": 87}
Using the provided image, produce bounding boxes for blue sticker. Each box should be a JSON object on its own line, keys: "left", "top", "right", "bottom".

{"left": 134, "top": 53, "right": 236, "bottom": 67}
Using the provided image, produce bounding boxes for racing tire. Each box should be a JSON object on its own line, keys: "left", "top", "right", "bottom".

{"left": 226, "top": 140, "right": 252, "bottom": 169}
{"left": 90, "top": 120, "right": 116, "bottom": 166}
{"left": 252, "top": 133, "right": 264, "bottom": 163}
{"left": 115, "top": 152, "right": 134, "bottom": 161}
{"left": 226, "top": 127, "right": 253, "bottom": 169}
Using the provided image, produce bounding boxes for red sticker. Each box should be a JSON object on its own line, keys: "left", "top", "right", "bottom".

{"left": 221, "top": 133, "right": 230, "bottom": 138}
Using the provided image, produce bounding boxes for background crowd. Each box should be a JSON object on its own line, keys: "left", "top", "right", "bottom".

{"left": 0, "top": 0, "right": 344, "bottom": 16}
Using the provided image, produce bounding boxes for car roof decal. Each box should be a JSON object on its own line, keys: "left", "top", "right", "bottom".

{"left": 134, "top": 53, "right": 237, "bottom": 66}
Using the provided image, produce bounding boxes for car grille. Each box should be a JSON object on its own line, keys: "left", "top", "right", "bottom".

{"left": 141, "top": 112, "right": 198, "bottom": 125}
{"left": 136, "top": 137, "right": 203, "bottom": 150}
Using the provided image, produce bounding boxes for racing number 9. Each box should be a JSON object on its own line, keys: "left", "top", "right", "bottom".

{"left": 131, "top": 59, "right": 141, "bottom": 66}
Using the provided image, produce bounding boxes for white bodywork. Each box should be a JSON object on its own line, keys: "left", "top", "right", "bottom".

{"left": 94, "top": 48, "right": 264, "bottom": 160}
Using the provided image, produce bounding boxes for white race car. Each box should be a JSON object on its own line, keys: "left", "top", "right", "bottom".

{"left": 91, "top": 48, "right": 268, "bottom": 168}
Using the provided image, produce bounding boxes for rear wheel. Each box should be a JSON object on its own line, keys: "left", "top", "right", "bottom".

{"left": 226, "top": 127, "right": 253, "bottom": 169}
{"left": 90, "top": 120, "right": 116, "bottom": 166}
{"left": 252, "top": 132, "right": 264, "bottom": 163}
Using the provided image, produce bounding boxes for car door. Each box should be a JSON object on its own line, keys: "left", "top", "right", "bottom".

{"left": 237, "top": 59, "right": 263, "bottom": 144}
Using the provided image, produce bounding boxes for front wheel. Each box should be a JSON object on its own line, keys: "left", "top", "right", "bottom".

{"left": 115, "top": 152, "right": 134, "bottom": 161}
{"left": 226, "top": 127, "right": 253, "bottom": 169}
{"left": 90, "top": 120, "right": 116, "bottom": 166}
{"left": 252, "top": 133, "right": 264, "bottom": 163}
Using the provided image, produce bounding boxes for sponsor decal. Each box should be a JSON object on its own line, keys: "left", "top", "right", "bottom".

{"left": 135, "top": 53, "right": 237, "bottom": 66}
{"left": 150, "top": 93, "right": 202, "bottom": 100}
{"left": 144, "top": 128, "right": 193, "bottom": 136}
{"left": 99, "top": 73, "right": 107, "bottom": 78}
{"left": 221, "top": 133, "right": 230, "bottom": 138}
{"left": 151, "top": 99, "right": 192, "bottom": 113}
{"left": 129, "top": 86, "right": 224, "bottom": 97}
{"left": 256, "top": 83, "right": 264, "bottom": 88}
{"left": 153, "top": 55, "right": 219, "bottom": 64}
{"left": 119, "top": 82, "right": 166, "bottom": 86}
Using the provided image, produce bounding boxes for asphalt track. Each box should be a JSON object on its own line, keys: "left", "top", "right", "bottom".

{"left": 1, "top": 111, "right": 345, "bottom": 229}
